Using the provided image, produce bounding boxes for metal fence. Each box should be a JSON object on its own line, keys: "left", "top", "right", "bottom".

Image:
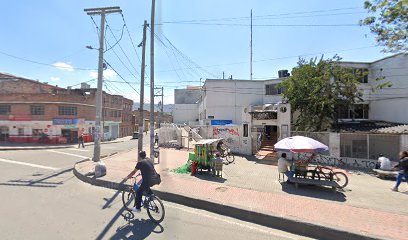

{"left": 340, "top": 133, "right": 400, "bottom": 161}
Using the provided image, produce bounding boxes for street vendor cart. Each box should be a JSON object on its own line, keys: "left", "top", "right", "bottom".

{"left": 274, "top": 136, "right": 345, "bottom": 192}
{"left": 193, "top": 138, "right": 223, "bottom": 173}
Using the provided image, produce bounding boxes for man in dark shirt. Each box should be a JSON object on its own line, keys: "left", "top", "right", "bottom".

{"left": 392, "top": 151, "right": 408, "bottom": 192}
{"left": 124, "top": 151, "right": 154, "bottom": 212}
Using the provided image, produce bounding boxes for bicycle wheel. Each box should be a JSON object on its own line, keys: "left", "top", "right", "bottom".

{"left": 146, "top": 195, "right": 165, "bottom": 224}
{"left": 122, "top": 188, "right": 136, "bottom": 212}
{"left": 225, "top": 152, "right": 235, "bottom": 164}
{"left": 333, "top": 172, "right": 348, "bottom": 188}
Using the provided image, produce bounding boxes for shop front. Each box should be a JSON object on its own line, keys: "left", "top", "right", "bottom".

{"left": 103, "top": 121, "right": 120, "bottom": 141}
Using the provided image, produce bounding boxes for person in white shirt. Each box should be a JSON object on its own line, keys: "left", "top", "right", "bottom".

{"left": 278, "top": 153, "right": 293, "bottom": 179}
{"left": 377, "top": 154, "right": 392, "bottom": 170}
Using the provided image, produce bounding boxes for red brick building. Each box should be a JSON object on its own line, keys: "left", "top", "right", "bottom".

{"left": 0, "top": 73, "right": 133, "bottom": 144}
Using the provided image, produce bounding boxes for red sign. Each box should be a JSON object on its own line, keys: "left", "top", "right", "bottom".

{"left": 8, "top": 115, "right": 32, "bottom": 121}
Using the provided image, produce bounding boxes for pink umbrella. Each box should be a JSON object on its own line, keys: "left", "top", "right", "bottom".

{"left": 274, "top": 136, "right": 328, "bottom": 153}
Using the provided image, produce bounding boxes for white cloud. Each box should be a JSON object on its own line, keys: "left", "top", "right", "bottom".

{"left": 50, "top": 76, "right": 60, "bottom": 82}
{"left": 89, "top": 71, "right": 98, "bottom": 79}
{"left": 53, "top": 62, "right": 74, "bottom": 71}
{"left": 89, "top": 69, "right": 117, "bottom": 80}
{"left": 104, "top": 69, "right": 117, "bottom": 79}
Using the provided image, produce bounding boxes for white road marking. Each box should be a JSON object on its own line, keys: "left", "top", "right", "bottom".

{"left": 46, "top": 150, "right": 88, "bottom": 158}
{"left": 166, "top": 203, "right": 301, "bottom": 240}
{"left": 0, "top": 158, "right": 59, "bottom": 171}
{"left": 67, "top": 148, "right": 89, "bottom": 152}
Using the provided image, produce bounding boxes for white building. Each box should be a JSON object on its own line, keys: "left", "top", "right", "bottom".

{"left": 171, "top": 78, "right": 291, "bottom": 155}
{"left": 338, "top": 53, "right": 408, "bottom": 124}
{"left": 172, "top": 86, "right": 200, "bottom": 124}
{"left": 171, "top": 53, "right": 408, "bottom": 156}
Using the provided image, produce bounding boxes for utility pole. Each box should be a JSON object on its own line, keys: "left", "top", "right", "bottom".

{"left": 84, "top": 6, "right": 122, "bottom": 165}
{"left": 154, "top": 87, "right": 164, "bottom": 128}
{"left": 161, "top": 87, "right": 164, "bottom": 126}
{"left": 138, "top": 20, "right": 148, "bottom": 158}
{"left": 250, "top": 9, "right": 253, "bottom": 80}
{"left": 150, "top": 0, "right": 156, "bottom": 161}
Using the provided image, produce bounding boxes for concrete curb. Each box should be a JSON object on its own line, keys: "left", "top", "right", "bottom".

{"left": 73, "top": 163, "right": 386, "bottom": 240}
{"left": 0, "top": 140, "right": 125, "bottom": 151}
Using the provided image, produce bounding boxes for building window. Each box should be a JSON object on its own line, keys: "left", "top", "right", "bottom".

{"left": 18, "top": 128, "right": 24, "bottom": 136}
{"left": 31, "top": 105, "right": 44, "bottom": 115}
{"left": 32, "top": 129, "right": 43, "bottom": 136}
{"left": 0, "top": 105, "right": 11, "bottom": 115}
{"left": 104, "top": 126, "right": 110, "bottom": 133}
{"left": 208, "top": 116, "right": 214, "bottom": 119}
{"left": 353, "top": 68, "right": 369, "bottom": 83}
{"left": 337, "top": 104, "right": 369, "bottom": 119}
{"left": 243, "top": 124, "right": 248, "bottom": 137}
{"left": 265, "top": 84, "right": 284, "bottom": 95}
{"left": 58, "top": 106, "right": 77, "bottom": 116}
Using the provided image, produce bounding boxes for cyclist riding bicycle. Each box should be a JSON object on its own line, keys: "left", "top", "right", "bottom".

{"left": 124, "top": 151, "right": 154, "bottom": 213}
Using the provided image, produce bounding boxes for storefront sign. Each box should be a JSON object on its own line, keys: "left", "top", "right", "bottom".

{"left": 8, "top": 115, "right": 32, "bottom": 121}
{"left": 63, "top": 125, "right": 78, "bottom": 129}
{"left": 211, "top": 120, "right": 233, "bottom": 126}
{"left": 53, "top": 118, "right": 85, "bottom": 125}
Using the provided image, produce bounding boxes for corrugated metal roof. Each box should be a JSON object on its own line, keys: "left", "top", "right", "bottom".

{"left": 372, "top": 125, "right": 408, "bottom": 134}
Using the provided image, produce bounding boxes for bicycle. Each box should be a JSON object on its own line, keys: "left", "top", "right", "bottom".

{"left": 121, "top": 173, "right": 165, "bottom": 224}
{"left": 220, "top": 147, "right": 235, "bottom": 164}
{"left": 311, "top": 165, "right": 349, "bottom": 188}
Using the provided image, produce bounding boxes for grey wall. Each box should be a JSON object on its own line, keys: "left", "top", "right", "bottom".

{"left": 174, "top": 89, "right": 201, "bottom": 104}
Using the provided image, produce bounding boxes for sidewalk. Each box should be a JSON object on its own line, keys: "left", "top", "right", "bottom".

{"left": 0, "top": 136, "right": 132, "bottom": 150}
{"left": 74, "top": 148, "right": 408, "bottom": 240}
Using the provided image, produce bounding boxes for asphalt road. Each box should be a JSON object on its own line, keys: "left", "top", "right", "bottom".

{"left": 0, "top": 140, "right": 313, "bottom": 240}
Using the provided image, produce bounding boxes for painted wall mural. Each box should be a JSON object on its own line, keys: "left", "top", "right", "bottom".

{"left": 213, "top": 126, "right": 241, "bottom": 152}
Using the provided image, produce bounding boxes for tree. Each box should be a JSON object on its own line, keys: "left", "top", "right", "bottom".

{"left": 361, "top": 0, "right": 408, "bottom": 52}
{"left": 279, "top": 56, "right": 368, "bottom": 132}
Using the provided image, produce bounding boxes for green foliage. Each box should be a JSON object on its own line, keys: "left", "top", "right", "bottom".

{"left": 279, "top": 56, "right": 364, "bottom": 131}
{"left": 361, "top": 0, "right": 408, "bottom": 52}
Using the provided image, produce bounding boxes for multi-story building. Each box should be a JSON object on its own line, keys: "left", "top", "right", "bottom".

{"left": 172, "top": 86, "right": 201, "bottom": 124}
{"left": 172, "top": 53, "right": 408, "bottom": 156}
{"left": 0, "top": 73, "right": 133, "bottom": 144}
{"left": 337, "top": 53, "right": 408, "bottom": 124}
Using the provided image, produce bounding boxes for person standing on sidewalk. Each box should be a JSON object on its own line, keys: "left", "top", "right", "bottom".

{"left": 154, "top": 133, "right": 159, "bottom": 145}
{"left": 124, "top": 151, "right": 154, "bottom": 212}
{"left": 392, "top": 151, "right": 408, "bottom": 192}
{"left": 78, "top": 134, "right": 85, "bottom": 148}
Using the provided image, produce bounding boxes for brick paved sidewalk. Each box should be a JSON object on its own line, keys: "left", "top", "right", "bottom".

{"left": 75, "top": 148, "right": 408, "bottom": 240}
{"left": 0, "top": 136, "right": 132, "bottom": 150}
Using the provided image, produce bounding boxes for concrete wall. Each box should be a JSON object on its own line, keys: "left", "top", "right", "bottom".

{"left": 174, "top": 89, "right": 201, "bottom": 104}
{"left": 203, "top": 80, "right": 264, "bottom": 124}
{"left": 340, "top": 54, "right": 408, "bottom": 123}
{"left": 172, "top": 104, "right": 198, "bottom": 124}
{"left": 368, "top": 54, "right": 408, "bottom": 123}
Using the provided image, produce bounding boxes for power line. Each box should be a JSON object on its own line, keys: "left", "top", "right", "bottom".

{"left": 158, "top": 22, "right": 360, "bottom": 27}
{"left": 105, "top": 37, "right": 141, "bottom": 84}
{"left": 159, "top": 7, "right": 362, "bottom": 24}
{"left": 69, "top": 78, "right": 96, "bottom": 88}
{"left": 153, "top": 30, "right": 218, "bottom": 78}
{"left": 120, "top": 13, "right": 142, "bottom": 64}
{"left": 106, "top": 22, "right": 140, "bottom": 77}
{"left": 0, "top": 50, "right": 96, "bottom": 71}
{"left": 104, "top": 23, "right": 125, "bottom": 53}
{"left": 104, "top": 60, "right": 150, "bottom": 103}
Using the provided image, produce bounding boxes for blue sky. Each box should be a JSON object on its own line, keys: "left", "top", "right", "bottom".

{"left": 0, "top": 0, "right": 390, "bottom": 104}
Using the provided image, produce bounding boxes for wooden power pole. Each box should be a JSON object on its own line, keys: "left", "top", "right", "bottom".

{"left": 138, "top": 20, "right": 148, "bottom": 158}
